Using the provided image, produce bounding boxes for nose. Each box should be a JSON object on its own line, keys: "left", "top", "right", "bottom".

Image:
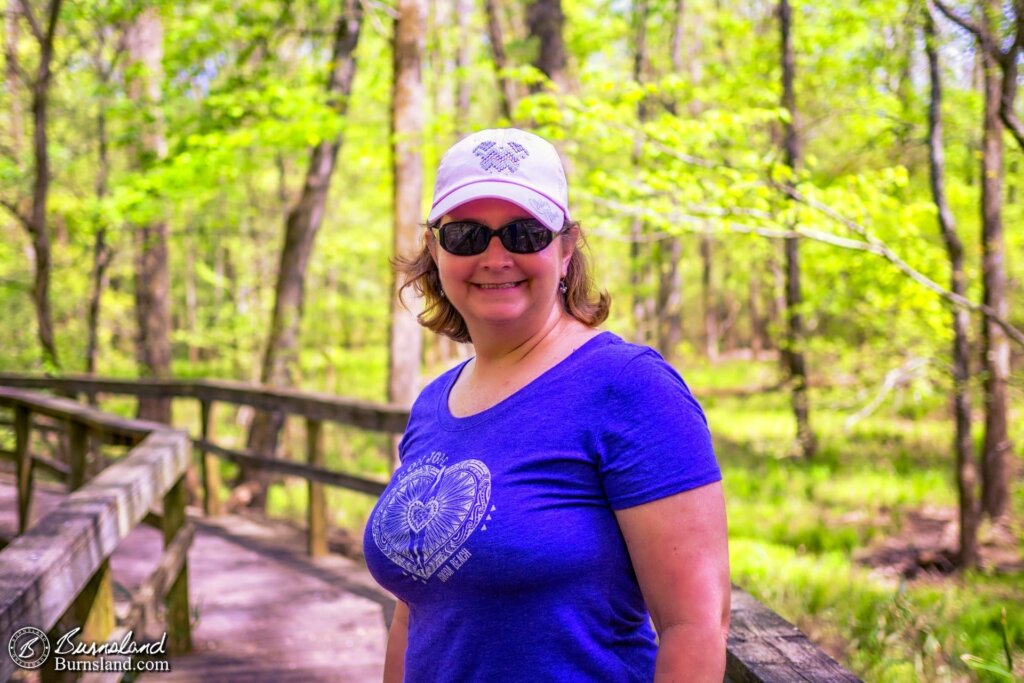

{"left": 478, "top": 231, "right": 514, "bottom": 268}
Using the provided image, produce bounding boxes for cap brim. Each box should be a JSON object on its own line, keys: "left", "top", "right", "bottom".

{"left": 428, "top": 180, "right": 566, "bottom": 232}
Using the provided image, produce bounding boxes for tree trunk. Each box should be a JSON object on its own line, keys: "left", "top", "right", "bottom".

{"left": 483, "top": 0, "right": 516, "bottom": 120}
{"left": 779, "top": 0, "right": 816, "bottom": 459}
{"left": 630, "top": 0, "right": 650, "bottom": 346}
{"left": 749, "top": 269, "right": 763, "bottom": 359}
{"left": 925, "top": 9, "right": 979, "bottom": 569}
{"left": 656, "top": 0, "right": 690, "bottom": 362}
{"left": 701, "top": 234, "right": 718, "bottom": 362}
{"left": 388, "top": 0, "right": 427, "bottom": 470}
{"left": 978, "top": 0, "right": 1012, "bottom": 519}
{"left": 6, "top": 0, "right": 64, "bottom": 371}
{"left": 5, "top": 0, "right": 21, "bottom": 154}
{"left": 239, "top": 0, "right": 363, "bottom": 509}
{"left": 454, "top": 0, "right": 472, "bottom": 138}
{"left": 85, "top": 73, "right": 113, "bottom": 378}
{"left": 126, "top": 7, "right": 171, "bottom": 422}
{"left": 527, "top": 0, "right": 568, "bottom": 91}
{"left": 658, "top": 236, "right": 684, "bottom": 362}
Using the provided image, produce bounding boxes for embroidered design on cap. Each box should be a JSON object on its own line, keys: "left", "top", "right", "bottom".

{"left": 473, "top": 140, "right": 529, "bottom": 174}
{"left": 527, "top": 196, "right": 561, "bottom": 226}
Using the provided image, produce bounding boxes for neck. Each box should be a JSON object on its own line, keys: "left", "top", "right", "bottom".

{"left": 468, "top": 307, "right": 573, "bottom": 371}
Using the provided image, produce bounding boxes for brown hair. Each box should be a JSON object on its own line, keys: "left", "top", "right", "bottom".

{"left": 394, "top": 220, "right": 611, "bottom": 343}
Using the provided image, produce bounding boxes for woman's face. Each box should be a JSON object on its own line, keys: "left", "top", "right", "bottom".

{"left": 429, "top": 198, "right": 575, "bottom": 338}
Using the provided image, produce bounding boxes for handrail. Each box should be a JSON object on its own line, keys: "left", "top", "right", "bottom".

{"left": 0, "top": 387, "right": 193, "bottom": 681}
{"left": 0, "top": 374, "right": 410, "bottom": 433}
{"left": 0, "top": 375, "right": 862, "bottom": 682}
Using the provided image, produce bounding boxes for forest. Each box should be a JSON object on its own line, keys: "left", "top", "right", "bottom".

{"left": 0, "top": 0, "right": 1022, "bottom": 680}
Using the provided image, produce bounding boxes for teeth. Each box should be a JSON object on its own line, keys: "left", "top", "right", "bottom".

{"left": 478, "top": 282, "right": 519, "bottom": 289}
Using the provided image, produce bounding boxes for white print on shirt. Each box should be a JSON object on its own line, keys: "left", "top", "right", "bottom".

{"left": 372, "top": 455, "right": 492, "bottom": 580}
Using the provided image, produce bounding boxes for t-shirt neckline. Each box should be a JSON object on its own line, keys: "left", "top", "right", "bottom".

{"left": 436, "top": 330, "right": 615, "bottom": 431}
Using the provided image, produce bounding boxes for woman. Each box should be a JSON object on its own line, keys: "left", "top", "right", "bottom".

{"left": 364, "top": 128, "right": 729, "bottom": 682}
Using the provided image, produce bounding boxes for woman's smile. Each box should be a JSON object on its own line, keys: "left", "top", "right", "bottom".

{"left": 473, "top": 279, "right": 526, "bottom": 290}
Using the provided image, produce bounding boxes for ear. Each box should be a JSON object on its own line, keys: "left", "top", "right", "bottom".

{"left": 559, "top": 225, "right": 579, "bottom": 277}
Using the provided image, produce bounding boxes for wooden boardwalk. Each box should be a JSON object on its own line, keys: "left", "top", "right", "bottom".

{"left": 0, "top": 477, "right": 391, "bottom": 682}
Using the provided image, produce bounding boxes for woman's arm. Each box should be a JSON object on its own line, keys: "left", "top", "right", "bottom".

{"left": 383, "top": 600, "right": 409, "bottom": 683}
{"left": 615, "top": 481, "right": 730, "bottom": 682}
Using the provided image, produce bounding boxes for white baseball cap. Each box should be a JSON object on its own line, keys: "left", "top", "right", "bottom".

{"left": 428, "top": 128, "right": 570, "bottom": 233}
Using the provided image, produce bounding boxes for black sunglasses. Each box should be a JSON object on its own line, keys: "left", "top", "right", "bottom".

{"left": 435, "top": 218, "right": 554, "bottom": 256}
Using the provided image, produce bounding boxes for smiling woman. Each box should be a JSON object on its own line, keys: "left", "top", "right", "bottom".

{"left": 368, "top": 128, "right": 730, "bottom": 683}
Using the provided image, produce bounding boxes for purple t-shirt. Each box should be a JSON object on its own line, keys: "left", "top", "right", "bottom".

{"left": 364, "top": 332, "right": 720, "bottom": 682}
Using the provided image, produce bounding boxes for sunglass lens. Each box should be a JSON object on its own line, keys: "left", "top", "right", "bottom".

{"left": 441, "top": 223, "right": 489, "bottom": 255}
{"left": 503, "top": 220, "right": 552, "bottom": 254}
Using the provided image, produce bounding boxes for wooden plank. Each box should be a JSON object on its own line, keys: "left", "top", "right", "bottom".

{"left": 0, "top": 374, "right": 411, "bottom": 434}
{"left": 196, "top": 439, "right": 387, "bottom": 496}
{"left": 128, "top": 522, "right": 194, "bottom": 634}
{"left": 0, "top": 387, "right": 162, "bottom": 446}
{"left": 162, "top": 476, "right": 192, "bottom": 655}
{"left": 725, "top": 586, "right": 862, "bottom": 683}
{"left": 2, "top": 444, "right": 101, "bottom": 481}
{"left": 79, "top": 559, "right": 116, "bottom": 642}
{"left": 15, "top": 405, "right": 31, "bottom": 535}
{"left": 199, "top": 399, "right": 222, "bottom": 517}
{"left": 306, "top": 419, "right": 327, "bottom": 558}
{"left": 0, "top": 429, "right": 189, "bottom": 682}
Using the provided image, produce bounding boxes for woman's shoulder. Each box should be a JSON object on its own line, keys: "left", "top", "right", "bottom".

{"left": 577, "top": 332, "right": 683, "bottom": 381}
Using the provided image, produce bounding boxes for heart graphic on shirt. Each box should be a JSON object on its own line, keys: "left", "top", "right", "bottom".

{"left": 407, "top": 499, "right": 439, "bottom": 532}
{"left": 372, "top": 459, "right": 491, "bottom": 580}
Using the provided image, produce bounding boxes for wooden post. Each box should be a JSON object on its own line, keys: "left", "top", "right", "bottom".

{"left": 14, "top": 405, "right": 33, "bottom": 535}
{"left": 306, "top": 418, "right": 327, "bottom": 557}
{"left": 67, "top": 420, "right": 87, "bottom": 491}
{"left": 163, "top": 475, "right": 192, "bottom": 654}
{"left": 199, "top": 399, "right": 222, "bottom": 516}
{"left": 41, "top": 555, "right": 116, "bottom": 683}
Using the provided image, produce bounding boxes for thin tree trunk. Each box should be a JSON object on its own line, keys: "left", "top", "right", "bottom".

{"left": 240, "top": 0, "right": 363, "bottom": 509}
{"left": 483, "top": 0, "right": 516, "bottom": 120}
{"left": 657, "top": 0, "right": 689, "bottom": 361}
{"left": 527, "top": 0, "right": 568, "bottom": 91}
{"left": 701, "top": 234, "right": 718, "bottom": 362}
{"left": 126, "top": 7, "right": 171, "bottom": 422}
{"left": 85, "top": 76, "right": 112, "bottom": 377}
{"left": 925, "top": 9, "right": 979, "bottom": 569}
{"left": 184, "top": 230, "right": 199, "bottom": 364}
{"left": 779, "top": 0, "right": 816, "bottom": 459}
{"left": 749, "top": 270, "right": 763, "bottom": 359}
{"left": 5, "top": 0, "right": 21, "bottom": 154}
{"left": 454, "top": 0, "right": 472, "bottom": 138}
{"left": 388, "top": 0, "right": 427, "bottom": 470}
{"left": 630, "top": 0, "right": 650, "bottom": 346}
{"left": 5, "top": 0, "right": 65, "bottom": 371}
{"left": 978, "top": 0, "right": 1012, "bottom": 519}
{"left": 658, "top": 236, "right": 684, "bottom": 362}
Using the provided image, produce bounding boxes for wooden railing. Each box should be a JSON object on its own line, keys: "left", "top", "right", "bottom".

{"left": 0, "top": 374, "right": 861, "bottom": 682}
{"left": 0, "top": 387, "right": 192, "bottom": 682}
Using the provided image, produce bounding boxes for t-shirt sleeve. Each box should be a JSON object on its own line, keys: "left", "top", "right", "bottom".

{"left": 597, "top": 349, "right": 721, "bottom": 509}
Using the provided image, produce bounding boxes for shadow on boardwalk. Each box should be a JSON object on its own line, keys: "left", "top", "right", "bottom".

{"left": 0, "top": 477, "right": 392, "bottom": 682}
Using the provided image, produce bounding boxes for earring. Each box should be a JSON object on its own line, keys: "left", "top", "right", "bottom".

{"left": 559, "top": 279, "right": 568, "bottom": 295}
{"left": 439, "top": 285, "right": 446, "bottom": 299}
